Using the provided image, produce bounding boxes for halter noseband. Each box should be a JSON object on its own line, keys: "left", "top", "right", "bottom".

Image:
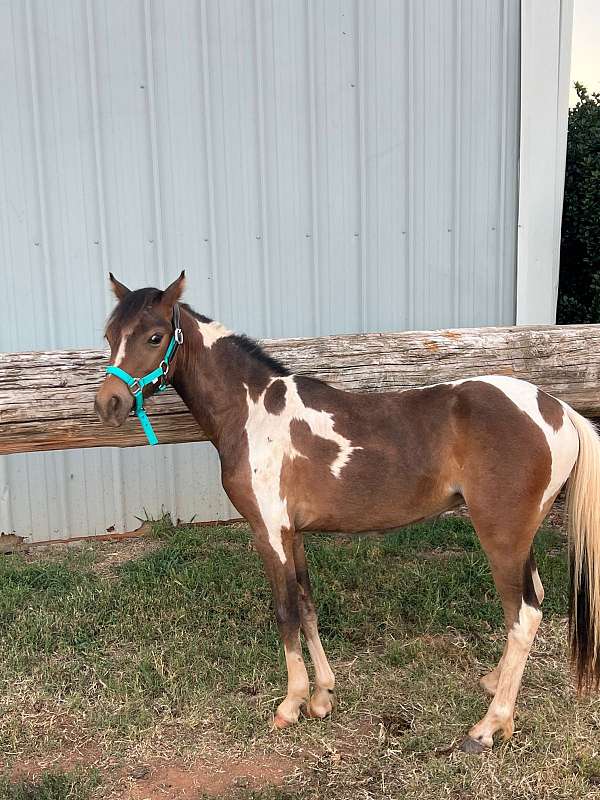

{"left": 105, "top": 304, "right": 184, "bottom": 446}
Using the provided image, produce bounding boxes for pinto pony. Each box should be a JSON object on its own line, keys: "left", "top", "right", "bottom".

{"left": 94, "top": 273, "right": 600, "bottom": 752}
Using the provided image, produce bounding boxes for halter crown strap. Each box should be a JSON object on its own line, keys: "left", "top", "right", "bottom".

{"left": 105, "top": 304, "right": 184, "bottom": 446}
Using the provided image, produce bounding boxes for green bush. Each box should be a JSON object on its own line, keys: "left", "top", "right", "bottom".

{"left": 558, "top": 83, "right": 600, "bottom": 323}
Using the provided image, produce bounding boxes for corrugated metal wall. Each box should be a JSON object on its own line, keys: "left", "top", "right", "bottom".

{"left": 0, "top": 0, "right": 521, "bottom": 542}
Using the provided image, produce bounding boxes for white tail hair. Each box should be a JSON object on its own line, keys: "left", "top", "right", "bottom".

{"left": 564, "top": 405, "right": 600, "bottom": 691}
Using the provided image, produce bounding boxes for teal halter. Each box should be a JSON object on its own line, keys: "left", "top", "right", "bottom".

{"left": 105, "top": 305, "right": 184, "bottom": 446}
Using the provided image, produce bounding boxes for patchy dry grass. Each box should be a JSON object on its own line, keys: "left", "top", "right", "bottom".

{"left": 0, "top": 518, "right": 598, "bottom": 799}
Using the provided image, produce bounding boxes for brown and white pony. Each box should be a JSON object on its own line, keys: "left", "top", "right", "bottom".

{"left": 94, "top": 273, "right": 600, "bottom": 752}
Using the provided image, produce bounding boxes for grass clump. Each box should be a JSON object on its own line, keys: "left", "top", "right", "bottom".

{"left": 0, "top": 770, "right": 99, "bottom": 800}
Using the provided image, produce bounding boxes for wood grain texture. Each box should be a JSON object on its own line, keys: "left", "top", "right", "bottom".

{"left": 1, "top": 324, "right": 599, "bottom": 455}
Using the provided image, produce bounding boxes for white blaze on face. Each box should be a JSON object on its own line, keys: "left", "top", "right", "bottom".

{"left": 454, "top": 376, "right": 579, "bottom": 510}
{"left": 197, "top": 319, "right": 232, "bottom": 348}
{"left": 114, "top": 331, "right": 130, "bottom": 366}
{"left": 244, "top": 376, "right": 361, "bottom": 562}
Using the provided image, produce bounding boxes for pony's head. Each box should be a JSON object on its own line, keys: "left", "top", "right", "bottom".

{"left": 94, "top": 271, "right": 185, "bottom": 427}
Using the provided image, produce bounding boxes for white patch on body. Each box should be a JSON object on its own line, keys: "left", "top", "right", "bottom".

{"left": 244, "top": 377, "right": 361, "bottom": 562}
{"left": 456, "top": 376, "right": 579, "bottom": 510}
{"left": 197, "top": 319, "right": 232, "bottom": 348}
{"left": 114, "top": 332, "right": 130, "bottom": 366}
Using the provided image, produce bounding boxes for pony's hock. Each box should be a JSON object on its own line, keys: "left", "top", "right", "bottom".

{"left": 1, "top": 323, "right": 600, "bottom": 455}
{"left": 3, "top": 272, "right": 600, "bottom": 751}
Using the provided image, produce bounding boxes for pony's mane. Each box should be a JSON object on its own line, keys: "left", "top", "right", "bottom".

{"left": 181, "top": 303, "right": 290, "bottom": 377}
{"left": 107, "top": 292, "right": 289, "bottom": 377}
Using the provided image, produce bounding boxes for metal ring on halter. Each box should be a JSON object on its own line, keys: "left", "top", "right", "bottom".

{"left": 175, "top": 328, "right": 184, "bottom": 345}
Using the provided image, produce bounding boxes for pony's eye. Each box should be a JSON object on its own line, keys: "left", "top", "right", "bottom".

{"left": 148, "top": 333, "right": 163, "bottom": 346}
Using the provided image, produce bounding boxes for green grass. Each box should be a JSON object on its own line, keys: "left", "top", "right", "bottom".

{"left": 0, "top": 771, "right": 99, "bottom": 800}
{"left": 0, "top": 517, "right": 597, "bottom": 799}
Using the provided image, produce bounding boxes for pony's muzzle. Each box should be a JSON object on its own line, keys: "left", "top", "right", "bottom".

{"left": 94, "top": 381, "right": 133, "bottom": 427}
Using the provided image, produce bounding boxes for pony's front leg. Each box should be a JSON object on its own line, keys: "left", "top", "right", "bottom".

{"left": 252, "top": 523, "right": 310, "bottom": 728}
{"left": 293, "top": 533, "right": 335, "bottom": 719}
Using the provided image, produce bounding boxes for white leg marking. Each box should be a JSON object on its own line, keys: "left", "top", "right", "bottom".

{"left": 197, "top": 319, "right": 232, "bottom": 348}
{"left": 275, "top": 637, "right": 310, "bottom": 725}
{"left": 244, "top": 377, "right": 361, "bottom": 561}
{"left": 469, "top": 599, "right": 541, "bottom": 746}
{"left": 114, "top": 332, "right": 130, "bottom": 366}
{"left": 532, "top": 566, "right": 544, "bottom": 604}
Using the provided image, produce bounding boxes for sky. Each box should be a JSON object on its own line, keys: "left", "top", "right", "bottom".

{"left": 569, "top": 0, "right": 600, "bottom": 105}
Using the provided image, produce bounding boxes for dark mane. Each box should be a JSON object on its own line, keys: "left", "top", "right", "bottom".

{"left": 230, "top": 334, "right": 290, "bottom": 376}
{"left": 180, "top": 302, "right": 212, "bottom": 326}
{"left": 181, "top": 302, "right": 289, "bottom": 377}
{"left": 107, "top": 287, "right": 162, "bottom": 331}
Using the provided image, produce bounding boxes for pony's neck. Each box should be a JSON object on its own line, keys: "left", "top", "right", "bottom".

{"left": 171, "top": 306, "right": 282, "bottom": 448}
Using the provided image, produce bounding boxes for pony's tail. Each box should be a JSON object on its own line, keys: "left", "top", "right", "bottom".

{"left": 564, "top": 405, "right": 600, "bottom": 692}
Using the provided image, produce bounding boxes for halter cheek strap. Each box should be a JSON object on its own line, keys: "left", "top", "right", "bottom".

{"left": 105, "top": 304, "right": 184, "bottom": 446}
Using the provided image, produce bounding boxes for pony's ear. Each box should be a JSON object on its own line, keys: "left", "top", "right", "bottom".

{"left": 109, "top": 273, "right": 130, "bottom": 301}
{"left": 161, "top": 270, "right": 186, "bottom": 310}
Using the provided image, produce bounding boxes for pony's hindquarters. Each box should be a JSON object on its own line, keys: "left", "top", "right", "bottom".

{"left": 564, "top": 406, "right": 600, "bottom": 691}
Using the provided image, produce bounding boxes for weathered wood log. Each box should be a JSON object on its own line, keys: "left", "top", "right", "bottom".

{"left": 1, "top": 324, "right": 599, "bottom": 455}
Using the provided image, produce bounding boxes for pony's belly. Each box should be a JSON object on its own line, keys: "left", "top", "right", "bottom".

{"left": 294, "top": 484, "right": 461, "bottom": 533}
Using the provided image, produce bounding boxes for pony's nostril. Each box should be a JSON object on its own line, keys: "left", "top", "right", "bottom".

{"left": 95, "top": 393, "right": 126, "bottom": 425}
{"left": 108, "top": 395, "right": 120, "bottom": 416}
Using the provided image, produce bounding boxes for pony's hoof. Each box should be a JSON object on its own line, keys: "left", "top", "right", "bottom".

{"left": 271, "top": 712, "right": 295, "bottom": 730}
{"left": 459, "top": 735, "right": 490, "bottom": 754}
{"left": 304, "top": 698, "right": 333, "bottom": 720}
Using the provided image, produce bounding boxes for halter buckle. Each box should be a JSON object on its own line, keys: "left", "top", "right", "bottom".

{"left": 174, "top": 328, "right": 183, "bottom": 345}
{"left": 129, "top": 378, "right": 142, "bottom": 396}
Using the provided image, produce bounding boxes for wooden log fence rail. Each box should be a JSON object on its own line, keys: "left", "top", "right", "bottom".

{"left": 1, "top": 324, "right": 600, "bottom": 456}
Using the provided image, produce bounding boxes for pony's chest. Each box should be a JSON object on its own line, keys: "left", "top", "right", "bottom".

{"left": 244, "top": 384, "right": 361, "bottom": 484}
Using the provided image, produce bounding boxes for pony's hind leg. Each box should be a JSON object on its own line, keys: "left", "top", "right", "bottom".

{"left": 293, "top": 534, "right": 336, "bottom": 719}
{"left": 479, "top": 549, "right": 544, "bottom": 697}
{"left": 460, "top": 520, "right": 544, "bottom": 752}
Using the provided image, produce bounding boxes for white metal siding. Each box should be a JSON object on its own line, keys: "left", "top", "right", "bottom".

{"left": 0, "top": 0, "right": 523, "bottom": 542}
{"left": 516, "top": 0, "right": 574, "bottom": 324}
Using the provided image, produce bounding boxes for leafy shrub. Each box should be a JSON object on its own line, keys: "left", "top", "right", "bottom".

{"left": 558, "top": 83, "right": 600, "bottom": 323}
